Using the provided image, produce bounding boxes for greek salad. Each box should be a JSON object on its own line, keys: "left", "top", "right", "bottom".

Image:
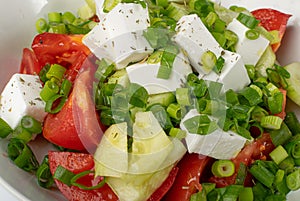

{"left": 1, "top": 0, "right": 300, "bottom": 200}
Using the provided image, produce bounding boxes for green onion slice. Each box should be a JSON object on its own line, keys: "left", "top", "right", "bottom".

{"left": 21, "top": 115, "right": 42, "bottom": 134}
{"left": 0, "top": 117, "right": 13, "bottom": 138}
{"left": 211, "top": 160, "right": 235, "bottom": 177}
{"left": 45, "top": 94, "right": 68, "bottom": 114}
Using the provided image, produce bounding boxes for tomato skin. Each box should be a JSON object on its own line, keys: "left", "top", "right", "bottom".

{"left": 31, "top": 33, "right": 91, "bottom": 82}
{"left": 43, "top": 57, "right": 101, "bottom": 151}
{"left": 48, "top": 151, "right": 119, "bottom": 201}
{"left": 19, "top": 48, "right": 42, "bottom": 75}
{"left": 251, "top": 8, "right": 291, "bottom": 52}
{"left": 209, "top": 133, "right": 275, "bottom": 188}
{"left": 147, "top": 167, "right": 179, "bottom": 201}
{"left": 163, "top": 153, "right": 212, "bottom": 201}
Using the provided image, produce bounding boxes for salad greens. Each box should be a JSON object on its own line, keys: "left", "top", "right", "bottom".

{"left": 1, "top": 0, "right": 300, "bottom": 200}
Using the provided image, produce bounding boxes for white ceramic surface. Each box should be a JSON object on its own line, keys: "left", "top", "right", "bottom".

{"left": 0, "top": 0, "right": 299, "bottom": 200}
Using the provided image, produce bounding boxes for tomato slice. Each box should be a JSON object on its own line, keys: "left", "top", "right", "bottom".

{"left": 43, "top": 57, "right": 101, "bottom": 151}
{"left": 147, "top": 167, "right": 179, "bottom": 201}
{"left": 19, "top": 48, "right": 42, "bottom": 75}
{"left": 209, "top": 133, "right": 275, "bottom": 188}
{"left": 48, "top": 151, "right": 119, "bottom": 201}
{"left": 31, "top": 32, "right": 91, "bottom": 82}
{"left": 163, "top": 153, "right": 212, "bottom": 201}
{"left": 251, "top": 8, "right": 292, "bottom": 52}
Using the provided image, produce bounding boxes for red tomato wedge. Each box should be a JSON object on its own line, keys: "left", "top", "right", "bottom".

{"left": 163, "top": 153, "right": 212, "bottom": 201}
{"left": 251, "top": 8, "right": 292, "bottom": 52}
{"left": 31, "top": 33, "right": 91, "bottom": 82}
{"left": 43, "top": 57, "right": 101, "bottom": 151}
{"left": 209, "top": 133, "right": 275, "bottom": 188}
{"left": 19, "top": 48, "right": 42, "bottom": 75}
{"left": 147, "top": 167, "right": 179, "bottom": 201}
{"left": 48, "top": 151, "right": 119, "bottom": 201}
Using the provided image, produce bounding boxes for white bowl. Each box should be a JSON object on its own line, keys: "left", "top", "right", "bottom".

{"left": 0, "top": 0, "right": 300, "bottom": 200}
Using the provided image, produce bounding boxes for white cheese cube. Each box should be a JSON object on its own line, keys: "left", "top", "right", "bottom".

{"left": 180, "top": 109, "right": 247, "bottom": 159}
{"left": 227, "top": 18, "right": 270, "bottom": 66}
{"left": 174, "top": 14, "right": 223, "bottom": 74}
{"left": 209, "top": 130, "right": 247, "bottom": 159}
{"left": 83, "top": 3, "right": 153, "bottom": 69}
{"left": 0, "top": 74, "right": 47, "bottom": 129}
{"left": 126, "top": 50, "right": 193, "bottom": 94}
{"left": 200, "top": 50, "right": 251, "bottom": 92}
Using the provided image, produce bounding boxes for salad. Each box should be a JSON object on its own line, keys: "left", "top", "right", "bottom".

{"left": 1, "top": 0, "right": 300, "bottom": 200}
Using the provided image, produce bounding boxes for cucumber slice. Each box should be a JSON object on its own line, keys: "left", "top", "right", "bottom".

{"left": 255, "top": 45, "right": 276, "bottom": 77}
{"left": 166, "top": 2, "right": 189, "bottom": 21}
{"left": 103, "top": 0, "right": 121, "bottom": 13}
{"left": 284, "top": 62, "right": 300, "bottom": 106}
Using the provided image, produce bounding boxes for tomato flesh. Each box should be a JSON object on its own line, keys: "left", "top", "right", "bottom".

{"left": 163, "top": 153, "right": 212, "bottom": 201}
{"left": 251, "top": 8, "right": 292, "bottom": 52}
{"left": 48, "top": 151, "right": 119, "bottom": 201}
{"left": 19, "top": 48, "right": 41, "bottom": 75}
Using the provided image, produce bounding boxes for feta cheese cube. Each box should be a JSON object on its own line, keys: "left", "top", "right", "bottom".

{"left": 174, "top": 14, "right": 223, "bottom": 74}
{"left": 200, "top": 50, "right": 251, "bottom": 92}
{"left": 0, "top": 74, "right": 47, "bottom": 129}
{"left": 227, "top": 18, "right": 270, "bottom": 66}
{"left": 126, "top": 50, "right": 193, "bottom": 94}
{"left": 180, "top": 109, "right": 247, "bottom": 159}
{"left": 83, "top": 3, "right": 153, "bottom": 69}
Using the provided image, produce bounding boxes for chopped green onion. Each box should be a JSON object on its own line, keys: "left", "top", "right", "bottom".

{"left": 0, "top": 117, "right": 13, "bottom": 138}
{"left": 237, "top": 12, "right": 260, "bottom": 29}
{"left": 286, "top": 169, "right": 300, "bottom": 191}
{"left": 71, "top": 170, "right": 106, "bottom": 190}
{"left": 285, "top": 137, "right": 300, "bottom": 159}
{"left": 36, "top": 155, "right": 54, "bottom": 188}
{"left": 278, "top": 156, "right": 295, "bottom": 173}
{"left": 147, "top": 92, "right": 175, "bottom": 107}
{"left": 183, "top": 115, "right": 218, "bottom": 135}
{"left": 39, "top": 64, "right": 51, "bottom": 83}
{"left": 35, "top": 18, "right": 48, "bottom": 33}
{"left": 61, "top": 11, "right": 76, "bottom": 24}
{"left": 260, "top": 115, "right": 283, "bottom": 130}
{"left": 48, "top": 22, "right": 67, "bottom": 34}
{"left": 45, "top": 94, "right": 68, "bottom": 114}
{"left": 224, "top": 30, "right": 238, "bottom": 51}
{"left": 239, "top": 86, "right": 262, "bottom": 106}
{"left": 67, "top": 24, "right": 91, "bottom": 34}
{"left": 269, "top": 123, "right": 292, "bottom": 146}
{"left": 200, "top": 50, "right": 217, "bottom": 73}
{"left": 46, "top": 64, "right": 66, "bottom": 81}
{"left": 205, "top": 11, "right": 218, "bottom": 27}
{"left": 213, "top": 56, "right": 225, "bottom": 74}
{"left": 53, "top": 165, "right": 75, "bottom": 186}
{"left": 249, "top": 161, "right": 275, "bottom": 188}
{"left": 211, "top": 19, "right": 226, "bottom": 33}
{"left": 94, "top": 59, "right": 115, "bottom": 83}
{"left": 245, "top": 65, "right": 256, "bottom": 80}
{"left": 128, "top": 83, "right": 149, "bottom": 108}
{"left": 11, "top": 126, "right": 32, "bottom": 143}
{"left": 245, "top": 29, "right": 260, "bottom": 40}
{"left": 166, "top": 103, "right": 181, "bottom": 120}
{"left": 21, "top": 115, "right": 42, "bottom": 134}
{"left": 48, "top": 12, "right": 62, "bottom": 23}
{"left": 176, "top": 88, "right": 192, "bottom": 106}
{"left": 7, "top": 138, "right": 39, "bottom": 172}
{"left": 157, "top": 45, "right": 178, "bottom": 79}
{"left": 274, "top": 169, "right": 285, "bottom": 184}
{"left": 238, "top": 187, "right": 253, "bottom": 201}
{"left": 211, "top": 160, "right": 235, "bottom": 177}
{"left": 267, "top": 92, "right": 283, "bottom": 114}
{"left": 235, "top": 163, "right": 247, "bottom": 185}
{"left": 251, "top": 106, "right": 268, "bottom": 122}
{"left": 147, "top": 104, "right": 173, "bottom": 132}
{"left": 168, "top": 127, "right": 186, "bottom": 140}
{"left": 225, "top": 89, "right": 239, "bottom": 106}
{"left": 40, "top": 80, "right": 60, "bottom": 101}
{"left": 269, "top": 145, "right": 289, "bottom": 164}
{"left": 60, "top": 79, "right": 72, "bottom": 96}
{"left": 284, "top": 112, "right": 300, "bottom": 135}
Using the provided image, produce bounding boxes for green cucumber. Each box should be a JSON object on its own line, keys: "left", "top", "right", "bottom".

{"left": 283, "top": 62, "right": 300, "bottom": 106}
{"left": 255, "top": 45, "right": 276, "bottom": 78}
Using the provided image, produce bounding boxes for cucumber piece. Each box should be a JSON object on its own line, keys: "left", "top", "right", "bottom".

{"left": 255, "top": 45, "right": 276, "bottom": 77}
{"left": 103, "top": 0, "right": 121, "bottom": 13}
{"left": 284, "top": 62, "right": 300, "bottom": 106}
{"left": 166, "top": 2, "right": 189, "bottom": 21}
